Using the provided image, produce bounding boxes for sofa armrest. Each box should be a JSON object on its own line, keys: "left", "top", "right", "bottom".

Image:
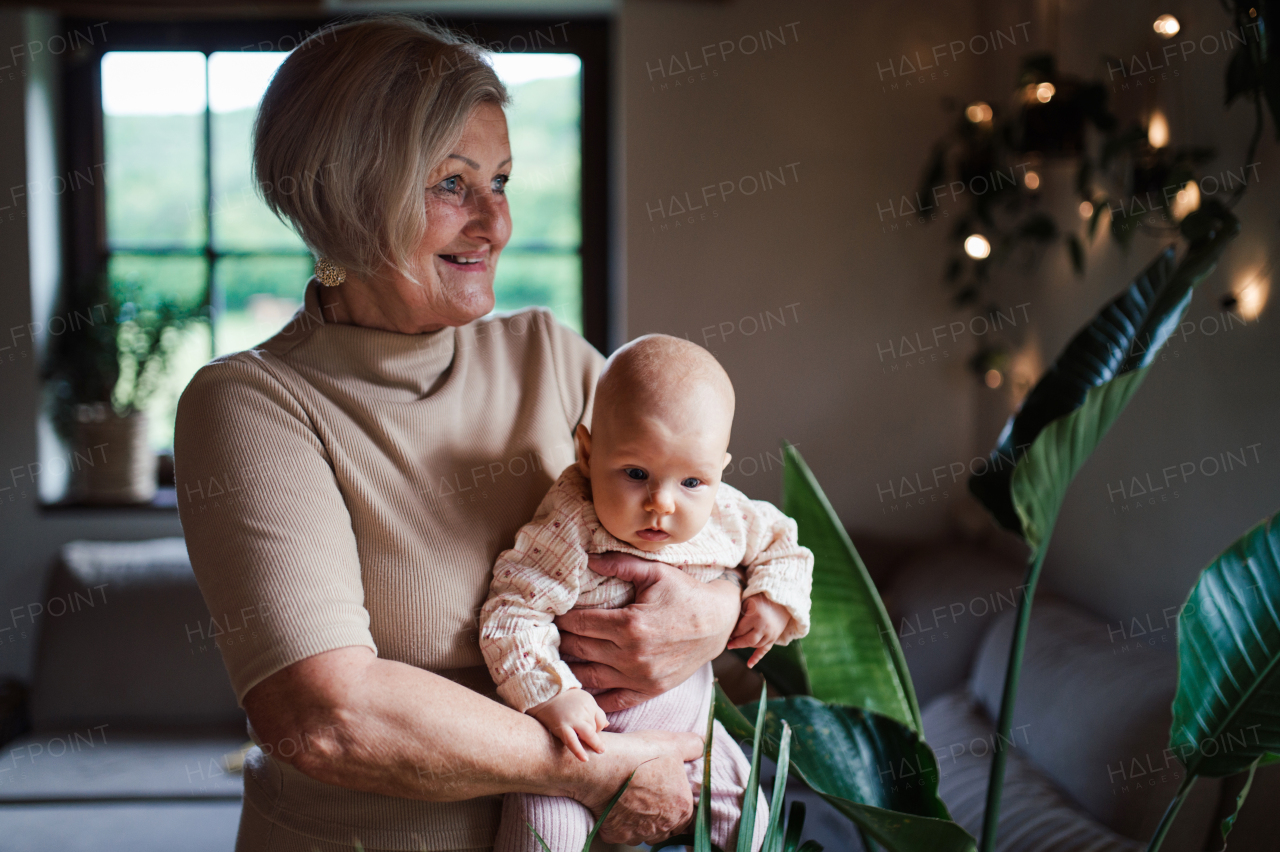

{"left": 29, "top": 539, "right": 242, "bottom": 730}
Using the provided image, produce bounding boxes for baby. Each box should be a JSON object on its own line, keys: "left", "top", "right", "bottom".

{"left": 480, "top": 334, "right": 814, "bottom": 852}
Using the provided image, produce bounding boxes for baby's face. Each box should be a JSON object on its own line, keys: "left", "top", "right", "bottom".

{"left": 578, "top": 408, "right": 731, "bottom": 553}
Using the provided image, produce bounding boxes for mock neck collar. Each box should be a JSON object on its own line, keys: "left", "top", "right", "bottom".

{"left": 284, "top": 280, "right": 458, "bottom": 399}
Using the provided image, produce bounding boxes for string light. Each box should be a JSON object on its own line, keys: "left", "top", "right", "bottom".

{"left": 966, "top": 101, "right": 993, "bottom": 123}
{"left": 1153, "top": 15, "right": 1180, "bottom": 36}
{"left": 1148, "top": 110, "right": 1170, "bottom": 148}
{"left": 1024, "top": 170, "right": 1040, "bottom": 190}
{"left": 985, "top": 369, "right": 1003, "bottom": 389}
{"left": 964, "top": 234, "right": 992, "bottom": 260}
{"left": 1035, "top": 83, "right": 1055, "bottom": 103}
{"left": 1078, "top": 200, "right": 1094, "bottom": 218}
{"left": 1234, "top": 275, "right": 1270, "bottom": 321}
{"left": 1171, "top": 181, "right": 1200, "bottom": 219}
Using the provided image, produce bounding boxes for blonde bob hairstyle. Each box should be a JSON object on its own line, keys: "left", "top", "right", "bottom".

{"left": 254, "top": 16, "right": 509, "bottom": 282}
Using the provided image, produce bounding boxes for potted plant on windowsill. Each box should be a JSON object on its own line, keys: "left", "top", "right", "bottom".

{"left": 42, "top": 266, "right": 200, "bottom": 505}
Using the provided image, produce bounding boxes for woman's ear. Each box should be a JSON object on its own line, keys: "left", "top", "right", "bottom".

{"left": 575, "top": 423, "right": 592, "bottom": 478}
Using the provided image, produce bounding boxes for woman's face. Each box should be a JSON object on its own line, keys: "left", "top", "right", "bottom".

{"left": 329, "top": 102, "right": 513, "bottom": 333}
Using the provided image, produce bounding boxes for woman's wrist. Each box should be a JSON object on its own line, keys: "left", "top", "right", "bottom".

{"left": 544, "top": 731, "right": 634, "bottom": 804}
{"left": 707, "top": 570, "right": 746, "bottom": 640}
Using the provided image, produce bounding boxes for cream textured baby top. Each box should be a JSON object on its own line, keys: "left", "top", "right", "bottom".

{"left": 480, "top": 465, "right": 813, "bottom": 713}
{"left": 174, "top": 282, "right": 603, "bottom": 852}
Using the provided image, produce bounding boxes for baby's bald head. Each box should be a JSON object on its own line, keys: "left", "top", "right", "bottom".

{"left": 593, "top": 334, "right": 735, "bottom": 447}
{"left": 577, "top": 335, "right": 735, "bottom": 550}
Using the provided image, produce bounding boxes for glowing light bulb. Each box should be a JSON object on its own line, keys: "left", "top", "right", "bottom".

{"left": 985, "top": 369, "right": 1003, "bottom": 389}
{"left": 964, "top": 234, "right": 992, "bottom": 260}
{"left": 1171, "top": 181, "right": 1201, "bottom": 219}
{"left": 1234, "top": 276, "right": 1269, "bottom": 321}
{"left": 1024, "top": 170, "right": 1040, "bottom": 190}
{"left": 1148, "top": 111, "right": 1170, "bottom": 148}
{"left": 1079, "top": 200, "right": 1094, "bottom": 218}
{"left": 1153, "top": 15, "right": 1180, "bottom": 36}
{"left": 1035, "top": 83, "right": 1055, "bottom": 103}
{"left": 966, "top": 101, "right": 993, "bottom": 123}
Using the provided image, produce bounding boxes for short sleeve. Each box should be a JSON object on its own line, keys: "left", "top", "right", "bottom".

{"left": 539, "top": 310, "right": 605, "bottom": 434}
{"left": 174, "top": 354, "right": 375, "bottom": 703}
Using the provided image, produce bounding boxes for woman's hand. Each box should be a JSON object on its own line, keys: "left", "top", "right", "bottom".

{"left": 555, "top": 553, "right": 741, "bottom": 712}
{"left": 571, "top": 729, "right": 701, "bottom": 846}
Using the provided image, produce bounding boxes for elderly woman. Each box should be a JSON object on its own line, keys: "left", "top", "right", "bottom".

{"left": 174, "top": 16, "right": 746, "bottom": 852}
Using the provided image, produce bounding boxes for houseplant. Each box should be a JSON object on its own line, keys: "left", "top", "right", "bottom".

{"left": 42, "top": 265, "right": 200, "bottom": 504}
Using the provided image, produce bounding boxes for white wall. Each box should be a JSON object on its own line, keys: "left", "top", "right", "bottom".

{"left": 619, "top": 0, "right": 987, "bottom": 534}
{"left": 619, "top": 0, "right": 1279, "bottom": 628}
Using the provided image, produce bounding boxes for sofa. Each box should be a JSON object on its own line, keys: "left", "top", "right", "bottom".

{"left": 0, "top": 538, "right": 245, "bottom": 852}
{"left": 882, "top": 539, "right": 1280, "bottom": 852}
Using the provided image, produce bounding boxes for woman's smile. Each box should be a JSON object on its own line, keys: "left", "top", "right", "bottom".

{"left": 438, "top": 248, "right": 492, "bottom": 271}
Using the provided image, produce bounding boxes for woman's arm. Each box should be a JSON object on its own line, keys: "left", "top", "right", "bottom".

{"left": 555, "top": 554, "right": 743, "bottom": 712}
{"left": 243, "top": 646, "right": 704, "bottom": 845}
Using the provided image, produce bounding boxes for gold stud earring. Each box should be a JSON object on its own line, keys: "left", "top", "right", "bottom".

{"left": 314, "top": 258, "right": 346, "bottom": 287}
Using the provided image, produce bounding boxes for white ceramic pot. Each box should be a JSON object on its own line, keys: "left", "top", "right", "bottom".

{"left": 68, "top": 411, "right": 157, "bottom": 504}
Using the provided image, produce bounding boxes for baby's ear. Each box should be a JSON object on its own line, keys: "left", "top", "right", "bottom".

{"left": 722, "top": 452, "right": 733, "bottom": 471}
{"left": 574, "top": 424, "right": 593, "bottom": 478}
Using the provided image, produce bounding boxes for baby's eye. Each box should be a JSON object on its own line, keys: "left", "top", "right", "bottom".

{"left": 624, "top": 468, "right": 648, "bottom": 481}
{"left": 681, "top": 477, "right": 702, "bottom": 488}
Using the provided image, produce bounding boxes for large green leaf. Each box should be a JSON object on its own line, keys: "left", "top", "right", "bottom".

{"left": 781, "top": 444, "right": 921, "bottom": 731}
{"left": 737, "top": 640, "right": 811, "bottom": 700}
{"left": 1009, "top": 369, "right": 1148, "bottom": 553}
{"left": 716, "top": 690, "right": 974, "bottom": 852}
{"left": 970, "top": 201, "right": 1240, "bottom": 543}
{"left": 1170, "top": 510, "right": 1280, "bottom": 778}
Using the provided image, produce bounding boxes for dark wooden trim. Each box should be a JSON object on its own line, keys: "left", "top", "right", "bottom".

{"left": 60, "top": 14, "right": 612, "bottom": 350}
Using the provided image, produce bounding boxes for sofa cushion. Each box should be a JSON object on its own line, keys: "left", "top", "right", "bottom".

{"left": 922, "top": 689, "right": 1142, "bottom": 852}
{"left": 969, "top": 601, "right": 1219, "bottom": 851}
{"left": 0, "top": 729, "right": 245, "bottom": 801}
{"left": 882, "top": 544, "right": 1026, "bottom": 707}
{"left": 30, "top": 539, "right": 243, "bottom": 729}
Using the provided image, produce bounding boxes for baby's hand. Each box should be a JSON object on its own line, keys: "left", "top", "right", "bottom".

{"left": 529, "top": 688, "right": 609, "bottom": 762}
{"left": 726, "top": 594, "right": 793, "bottom": 668}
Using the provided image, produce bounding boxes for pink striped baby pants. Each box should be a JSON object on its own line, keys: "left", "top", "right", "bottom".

{"left": 492, "top": 663, "right": 766, "bottom": 852}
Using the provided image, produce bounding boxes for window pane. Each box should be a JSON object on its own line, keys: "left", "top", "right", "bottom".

{"left": 213, "top": 255, "right": 310, "bottom": 355}
{"left": 102, "top": 52, "right": 207, "bottom": 249}
{"left": 494, "top": 56, "right": 581, "bottom": 253}
{"left": 107, "top": 254, "right": 210, "bottom": 450}
{"left": 209, "top": 52, "right": 306, "bottom": 252}
{"left": 494, "top": 252, "right": 581, "bottom": 334}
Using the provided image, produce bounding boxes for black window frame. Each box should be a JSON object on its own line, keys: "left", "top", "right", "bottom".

{"left": 61, "top": 14, "right": 613, "bottom": 353}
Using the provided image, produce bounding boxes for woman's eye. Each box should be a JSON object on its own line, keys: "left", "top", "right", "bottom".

{"left": 624, "top": 468, "right": 647, "bottom": 481}
{"left": 492, "top": 174, "right": 509, "bottom": 194}
{"left": 682, "top": 478, "right": 702, "bottom": 488}
{"left": 438, "top": 176, "right": 462, "bottom": 194}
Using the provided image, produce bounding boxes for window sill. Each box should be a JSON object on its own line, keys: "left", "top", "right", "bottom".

{"left": 40, "top": 486, "right": 178, "bottom": 513}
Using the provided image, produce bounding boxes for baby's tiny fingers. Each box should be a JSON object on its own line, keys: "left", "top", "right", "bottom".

{"left": 581, "top": 726, "right": 606, "bottom": 755}
{"left": 560, "top": 727, "right": 589, "bottom": 762}
{"left": 747, "top": 646, "right": 770, "bottom": 668}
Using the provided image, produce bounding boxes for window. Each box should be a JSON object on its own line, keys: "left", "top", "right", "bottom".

{"left": 65, "top": 17, "right": 609, "bottom": 451}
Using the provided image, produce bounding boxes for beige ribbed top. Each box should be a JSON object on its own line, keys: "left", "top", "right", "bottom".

{"left": 174, "top": 282, "right": 603, "bottom": 851}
